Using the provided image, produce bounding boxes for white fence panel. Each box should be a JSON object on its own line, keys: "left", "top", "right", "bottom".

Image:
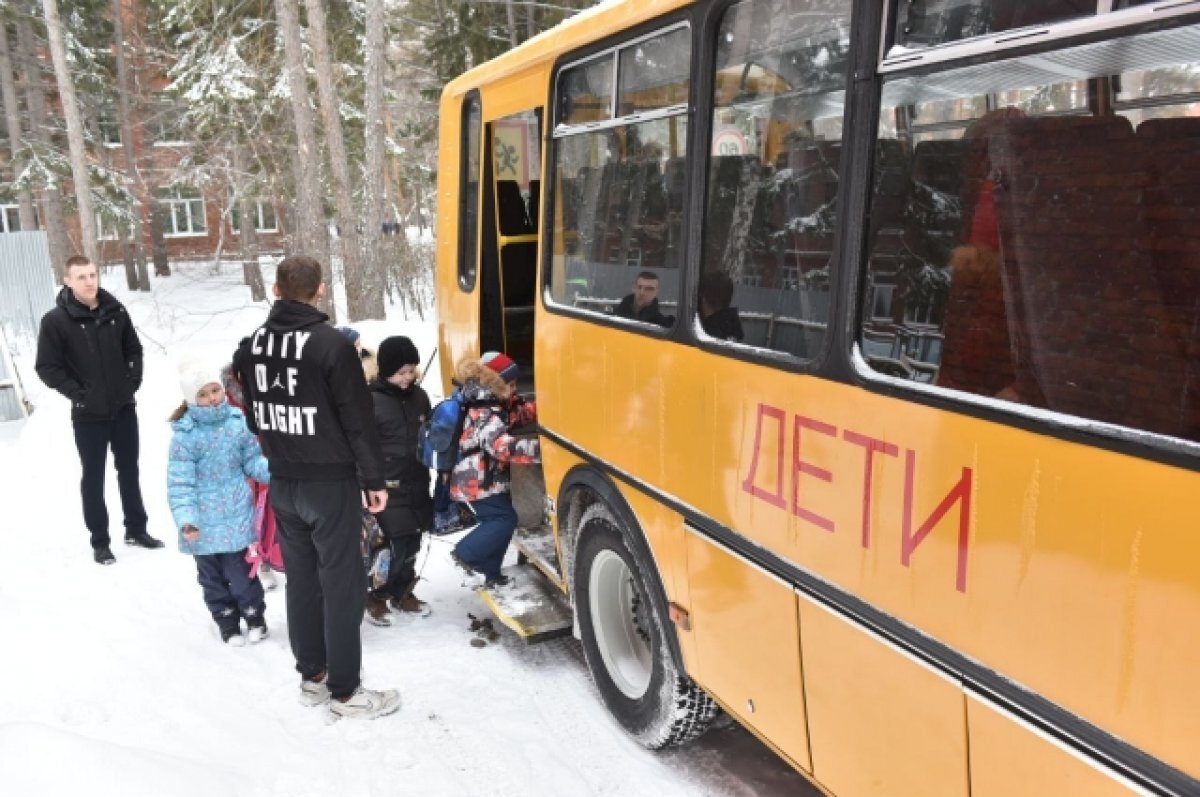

{"left": 0, "top": 232, "right": 56, "bottom": 344}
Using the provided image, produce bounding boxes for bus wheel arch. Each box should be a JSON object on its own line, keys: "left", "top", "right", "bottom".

{"left": 558, "top": 467, "right": 718, "bottom": 748}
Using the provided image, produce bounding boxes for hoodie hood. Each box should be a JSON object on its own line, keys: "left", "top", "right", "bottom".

{"left": 265, "top": 299, "right": 328, "bottom": 333}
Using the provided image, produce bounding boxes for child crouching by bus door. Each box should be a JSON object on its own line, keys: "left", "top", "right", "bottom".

{"left": 449, "top": 352, "right": 539, "bottom": 588}
{"left": 366, "top": 336, "right": 435, "bottom": 625}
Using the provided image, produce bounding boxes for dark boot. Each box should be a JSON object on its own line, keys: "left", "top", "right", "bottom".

{"left": 125, "top": 531, "right": 164, "bottom": 549}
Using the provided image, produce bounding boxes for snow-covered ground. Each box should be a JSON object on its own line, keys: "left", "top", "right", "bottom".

{"left": 0, "top": 261, "right": 795, "bottom": 797}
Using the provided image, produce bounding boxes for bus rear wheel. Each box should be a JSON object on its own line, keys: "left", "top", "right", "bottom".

{"left": 573, "top": 503, "right": 718, "bottom": 749}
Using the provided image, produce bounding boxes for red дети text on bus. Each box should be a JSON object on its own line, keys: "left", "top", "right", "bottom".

{"left": 742, "top": 402, "right": 973, "bottom": 593}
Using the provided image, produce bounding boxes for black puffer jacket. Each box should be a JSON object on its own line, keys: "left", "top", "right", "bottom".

{"left": 370, "top": 378, "right": 433, "bottom": 537}
{"left": 36, "top": 287, "right": 143, "bottom": 422}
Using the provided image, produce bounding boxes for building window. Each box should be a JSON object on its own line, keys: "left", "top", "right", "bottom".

{"left": 149, "top": 102, "right": 187, "bottom": 145}
{"left": 97, "top": 213, "right": 119, "bottom": 241}
{"left": 96, "top": 106, "right": 122, "bottom": 147}
{"left": 1, "top": 205, "right": 20, "bottom": 233}
{"left": 231, "top": 200, "right": 278, "bottom": 233}
{"left": 157, "top": 187, "right": 207, "bottom": 237}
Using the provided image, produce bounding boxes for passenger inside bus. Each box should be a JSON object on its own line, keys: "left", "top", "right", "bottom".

{"left": 697, "top": 270, "right": 744, "bottom": 342}
{"left": 614, "top": 271, "right": 674, "bottom": 328}
{"left": 936, "top": 107, "right": 1041, "bottom": 405}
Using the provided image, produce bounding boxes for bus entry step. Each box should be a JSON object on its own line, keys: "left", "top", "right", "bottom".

{"left": 478, "top": 562, "right": 573, "bottom": 643}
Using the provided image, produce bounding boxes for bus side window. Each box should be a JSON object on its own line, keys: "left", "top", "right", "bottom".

{"left": 547, "top": 27, "right": 690, "bottom": 327}
{"left": 1138, "top": 117, "right": 1200, "bottom": 440}
{"left": 698, "top": 0, "right": 848, "bottom": 356}
{"left": 459, "top": 93, "right": 482, "bottom": 291}
{"left": 864, "top": 42, "right": 1200, "bottom": 444}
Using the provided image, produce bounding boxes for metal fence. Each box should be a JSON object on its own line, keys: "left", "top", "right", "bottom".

{"left": 0, "top": 232, "right": 52, "bottom": 420}
{"left": 0, "top": 231, "right": 56, "bottom": 345}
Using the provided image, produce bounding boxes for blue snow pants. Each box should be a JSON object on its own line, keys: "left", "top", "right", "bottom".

{"left": 453, "top": 493, "right": 518, "bottom": 581}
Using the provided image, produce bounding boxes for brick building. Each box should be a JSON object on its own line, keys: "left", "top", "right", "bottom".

{"left": 0, "top": 5, "right": 287, "bottom": 268}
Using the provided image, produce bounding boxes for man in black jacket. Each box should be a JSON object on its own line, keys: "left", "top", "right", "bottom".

{"left": 35, "top": 256, "right": 162, "bottom": 565}
{"left": 613, "top": 271, "right": 674, "bottom": 328}
{"left": 233, "top": 255, "right": 399, "bottom": 721}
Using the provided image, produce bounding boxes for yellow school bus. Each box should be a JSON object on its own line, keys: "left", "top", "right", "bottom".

{"left": 436, "top": 1, "right": 1200, "bottom": 793}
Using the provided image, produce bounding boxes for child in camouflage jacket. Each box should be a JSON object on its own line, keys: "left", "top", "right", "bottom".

{"left": 448, "top": 352, "right": 538, "bottom": 587}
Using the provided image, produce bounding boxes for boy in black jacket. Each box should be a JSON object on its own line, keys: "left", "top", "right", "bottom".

{"left": 365, "top": 336, "right": 433, "bottom": 625}
{"left": 35, "top": 255, "right": 162, "bottom": 565}
{"left": 233, "top": 255, "right": 399, "bottom": 721}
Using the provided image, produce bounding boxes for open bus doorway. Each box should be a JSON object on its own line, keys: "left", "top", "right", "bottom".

{"left": 480, "top": 109, "right": 542, "bottom": 397}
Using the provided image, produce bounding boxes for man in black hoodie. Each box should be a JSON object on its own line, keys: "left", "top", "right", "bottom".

{"left": 36, "top": 256, "right": 162, "bottom": 565}
{"left": 233, "top": 255, "right": 399, "bottom": 720}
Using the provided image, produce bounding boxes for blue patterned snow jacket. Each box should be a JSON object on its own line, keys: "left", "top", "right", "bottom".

{"left": 167, "top": 401, "right": 271, "bottom": 556}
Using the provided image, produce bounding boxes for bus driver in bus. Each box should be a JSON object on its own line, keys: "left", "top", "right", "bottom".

{"left": 614, "top": 271, "right": 674, "bottom": 328}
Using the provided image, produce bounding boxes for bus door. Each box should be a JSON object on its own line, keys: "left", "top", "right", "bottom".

{"left": 481, "top": 109, "right": 542, "bottom": 389}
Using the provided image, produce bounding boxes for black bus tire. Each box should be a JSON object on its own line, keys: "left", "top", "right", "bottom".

{"left": 573, "top": 503, "right": 718, "bottom": 749}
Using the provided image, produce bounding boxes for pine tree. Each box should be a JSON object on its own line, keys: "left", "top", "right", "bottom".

{"left": 276, "top": 0, "right": 334, "bottom": 318}
{"left": 41, "top": 0, "right": 101, "bottom": 262}
{"left": 0, "top": 16, "right": 37, "bottom": 231}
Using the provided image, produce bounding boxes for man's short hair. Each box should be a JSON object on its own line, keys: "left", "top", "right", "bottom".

{"left": 635, "top": 271, "right": 659, "bottom": 283}
{"left": 275, "top": 256, "right": 323, "bottom": 301}
{"left": 65, "top": 255, "right": 93, "bottom": 272}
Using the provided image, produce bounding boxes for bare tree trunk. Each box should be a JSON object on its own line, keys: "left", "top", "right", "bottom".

{"left": 275, "top": 0, "right": 334, "bottom": 320}
{"left": 236, "top": 148, "right": 266, "bottom": 302}
{"left": 41, "top": 0, "right": 98, "bottom": 264}
{"left": 0, "top": 26, "right": 37, "bottom": 230}
{"left": 240, "top": 208, "right": 266, "bottom": 302}
{"left": 504, "top": 0, "right": 519, "bottom": 48}
{"left": 16, "top": 11, "right": 69, "bottom": 277}
{"left": 361, "top": 0, "right": 388, "bottom": 321}
{"left": 112, "top": 0, "right": 150, "bottom": 290}
{"left": 119, "top": 231, "right": 138, "bottom": 289}
{"left": 305, "top": 0, "right": 376, "bottom": 321}
{"left": 148, "top": 195, "right": 170, "bottom": 276}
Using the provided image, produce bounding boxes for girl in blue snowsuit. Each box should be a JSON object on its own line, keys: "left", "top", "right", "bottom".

{"left": 167, "top": 359, "right": 272, "bottom": 646}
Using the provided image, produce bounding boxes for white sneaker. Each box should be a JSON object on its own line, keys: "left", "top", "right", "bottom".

{"left": 247, "top": 625, "right": 268, "bottom": 644}
{"left": 328, "top": 687, "right": 401, "bottom": 721}
{"left": 299, "top": 678, "right": 331, "bottom": 707}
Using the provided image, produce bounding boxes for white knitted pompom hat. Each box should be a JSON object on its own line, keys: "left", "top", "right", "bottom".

{"left": 178, "top": 356, "right": 221, "bottom": 404}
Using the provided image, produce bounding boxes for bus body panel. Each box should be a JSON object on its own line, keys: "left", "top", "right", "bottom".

{"left": 798, "top": 592, "right": 970, "bottom": 797}
{"left": 685, "top": 529, "right": 812, "bottom": 772}
{"left": 535, "top": 308, "right": 1200, "bottom": 777}
{"left": 965, "top": 696, "right": 1153, "bottom": 797}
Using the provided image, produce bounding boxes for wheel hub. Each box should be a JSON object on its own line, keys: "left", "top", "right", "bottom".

{"left": 589, "top": 549, "right": 653, "bottom": 699}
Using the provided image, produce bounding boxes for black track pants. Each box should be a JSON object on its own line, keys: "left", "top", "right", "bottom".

{"left": 271, "top": 478, "right": 366, "bottom": 700}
